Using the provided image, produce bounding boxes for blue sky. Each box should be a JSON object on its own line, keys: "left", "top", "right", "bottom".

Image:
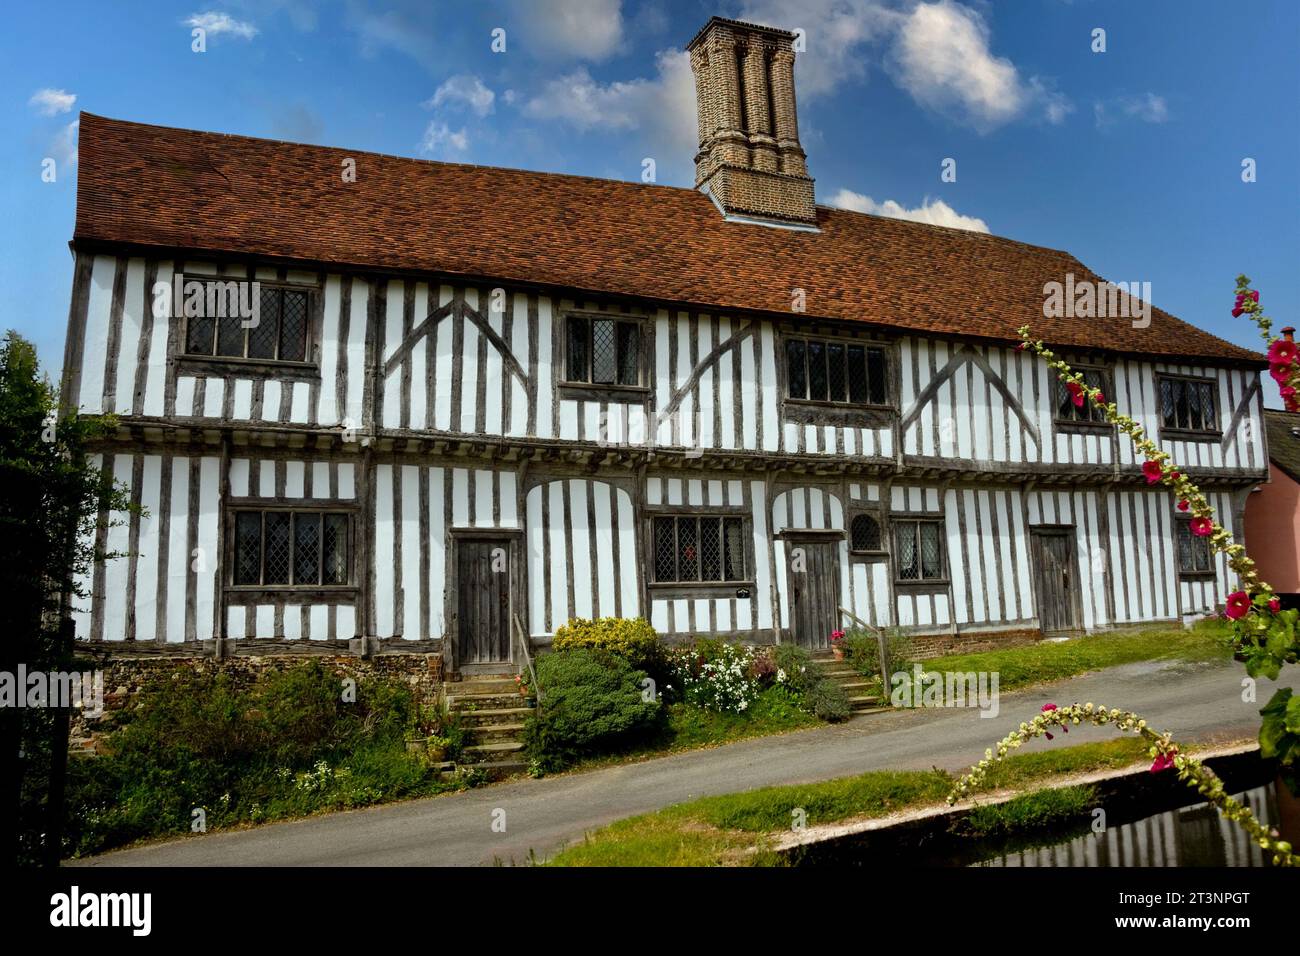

{"left": 3, "top": 0, "right": 1298, "bottom": 401}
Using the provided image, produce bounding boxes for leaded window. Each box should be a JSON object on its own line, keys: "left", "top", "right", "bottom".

{"left": 785, "top": 336, "right": 887, "bottom": 405}
{"left": 565, "top": 315, "right": 642, "bottom": 386}
{"left": 849, "top": 514, "right": 883, "bottom": 552}
{"left": 1176, "top": 519, "right": 1214, "bottom": 575}
{"left": 652, "top": 515, "right": 746, "bottom": 583}
{"left": 895, "top": 519, "right": 944, "bottom": 582}
{"left": 185, "top": 281, "right": 311, "bottom": 362}
{"left": 1054, "top": 367, "right": 1111, "bottom": 424}
{"left": 232, "top": 510, "right": 350, "bottom": 587}
{"left": 1158, "top": 376, "right": 1218, "bottom": 434}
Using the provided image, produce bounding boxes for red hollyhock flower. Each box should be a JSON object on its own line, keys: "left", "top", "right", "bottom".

{"left": 1282, "top": 386, "right": 1297, "bottom": 400}
{"left": 1269, "top": 597, "right": 1281, "bottom": 613}
{"left": 1041, "top": 703, "right": 1059, "bottom": 740}
{"left": 1065, "top": 380, "right": 1085, "bottom": 408}
{"left": 1249, "top": 290, "right": 1260, "bottom": 302}
{"left": 1150, "top": 750, "right": 1177, "bottom": 773}
{"left": 1177, "top": 499, "right": 1190, "bottom": 511}
{"left": 1190, "top": 516, "right": 1213, "bottom": 536}
{"left": 1093, "top": 391, "right": 1106, "bottom": 405}
{"left": 1270, "top": 363, "right": 1292, "bottom": 383}
{"left": 1232, "top": 307, "right": 1244, "bottom": 318}
{"left": 1142, "top": 461, "right": 1164, "bottom": 484}
{"left": 1225, "top": 591, "right": 1251, "bottom": 619}
{"left": 1269, "top": 340, "right": 1298, "bottom": 365}
{"left": 1016, "top": 342, "right": 1028, "bottom": 352}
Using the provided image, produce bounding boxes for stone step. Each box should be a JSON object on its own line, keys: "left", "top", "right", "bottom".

{"left": 850, "top": 704, "right": 893, "bottom": 717}
{"left": 448, "top": 692, "right": 534, "bottom": 711}
{"left": 848, "top": 695, "right": 884, "bottom": 709}
{"left": 449, "top": 677, "right": 523, "bottom": 695}
{"left": 456, "top": 706, "right": 535, "bottom": 727}
{"left": 467, "top": 722, "right": 527, "bottom": 742}
{"left": 474, "top": 759, "right": 529, "bottom": 780}
{"left": 463, "top": 740, "right": 526, "bottom": 760}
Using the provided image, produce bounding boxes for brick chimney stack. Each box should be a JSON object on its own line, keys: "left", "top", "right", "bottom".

{"left": 687, "top": 17, "right": 817, "bottom": 229}
{"left": 1282, "top": 326, "right": 1295, "bottom": 342}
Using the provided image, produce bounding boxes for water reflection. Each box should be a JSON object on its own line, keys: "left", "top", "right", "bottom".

{"left": 974, "top": 786, "right": 1277, "bottom": 867}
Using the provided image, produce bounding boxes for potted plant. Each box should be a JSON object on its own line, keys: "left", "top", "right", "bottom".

{"left": 829, "top": 630, "right": 846, "bottom": 660}
{"left": 512, "top": 671, "right": 533, "bottom": 707}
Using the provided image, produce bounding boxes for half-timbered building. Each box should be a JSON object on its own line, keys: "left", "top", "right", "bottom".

{"left": 62, "top": 17, "right": 1269, "bottom": 675}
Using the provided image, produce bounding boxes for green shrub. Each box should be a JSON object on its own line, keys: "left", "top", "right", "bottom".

{"left": 63, "top": 661, "right": 451, "bottom": 858}
{"left": 806, "top": 678, "right": 851, "bottom": 722}
{"left": 771, "top": 643, "right": 818, "bottom": 695}
{"left": 552, "top": 617, "right": 667, "bottom": 679}
{"left": 838, "top": 627, "right": 914, "bottom": 681}
{"left": 767, "top": 643, "right": 852, "bottom": 722}
{"left": 524, "top": 648, "right": 662, "bottom": 771}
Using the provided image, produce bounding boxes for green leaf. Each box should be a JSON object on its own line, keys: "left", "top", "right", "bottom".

{"left": 1286, "top": 695, "right": 1300, "bottom": 736}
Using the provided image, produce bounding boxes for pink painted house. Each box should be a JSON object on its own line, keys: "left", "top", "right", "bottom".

{"left": 1246, "top": 408, "right": 1300, "bottom": 601}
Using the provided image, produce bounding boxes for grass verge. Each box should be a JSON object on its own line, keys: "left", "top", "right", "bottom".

{"left": 547, "top": 737, "right": 1168, "bottom": 866}
{"left": 916, "top": 618, "right": 1232, "bottom": 693}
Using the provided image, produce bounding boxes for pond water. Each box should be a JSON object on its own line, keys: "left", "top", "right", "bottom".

{"left": 972, "top": 785, "right": 1278, "bottom": 868}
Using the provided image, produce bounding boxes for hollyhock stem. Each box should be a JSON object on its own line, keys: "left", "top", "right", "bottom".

{"left": 949, "top": 703, "right": 1295, "bottom": 867}
{"left": 1016, "top": 324, "right": 1275, "bottom": 608}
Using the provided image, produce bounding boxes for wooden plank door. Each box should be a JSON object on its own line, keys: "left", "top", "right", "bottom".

{"left": 787, "top": 537, "right": 840, "bottom": 650}
{"left": 1031, "top": 528, "right": 1082, "bottom": 634}
{"left": 455, "top": 538, "right": 511, "bottom": 664}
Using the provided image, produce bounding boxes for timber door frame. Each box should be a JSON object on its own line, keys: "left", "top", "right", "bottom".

{"left": 445, "top": 528, "right": 525, "bottom": 677}
{"left": 1029, "top": 525, "right": 1084, "bottom": 636}
{"left": 779, "top": 530, "right": 843, "bottom": 649}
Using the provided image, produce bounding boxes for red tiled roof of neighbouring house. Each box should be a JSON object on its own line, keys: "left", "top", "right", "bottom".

{"left": 1264, "top": 409, "right": 1300, "bottom": 483}
{"left": 72, "top": 113, "right": 1263, "bottom": 366}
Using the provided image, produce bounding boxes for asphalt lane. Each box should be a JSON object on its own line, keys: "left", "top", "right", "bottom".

{"left": 74, "top": 657, "right": 1290, "bottom": 866}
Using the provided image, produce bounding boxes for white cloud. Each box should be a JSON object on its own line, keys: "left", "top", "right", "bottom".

{"left": 738, "top": 0, "right": 897, "bottom": 99}
{"left": 522, "top": 48, "right": 696, "bottom": 155}
{"left": 1095, "top": 92, "right": 1169, "bottom": 128}
{"left": 184, "top": 11, "right": 258, "bottom": 39}
{"left": 510, "top": 0, "right": 624, "bottom": 61}
{"left": 741, "top": 1, "right": 1069, "bottom": 129}
{"left": 829, "top": 189, "right": 989, "bottom": 233}
{"left": 892, "top": 1, "right": 1029, "bottom": 130}
{"left": 419, "top": 121, "right": 469, "bottom": 158}
{"left": 50, "top": 119, "right": 80, "bottom": 171}
{"left": 29, "top": 88, "right": 76, "bottom": 116}
{"left": 425, "top": 75, "right": 495, "bottom": 117}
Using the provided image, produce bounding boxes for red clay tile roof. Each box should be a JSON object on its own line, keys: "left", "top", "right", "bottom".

{"left": 73, "top": 113, "right": 1262, "bottom": 366}
{"left": 1264, "top": 409, "right": 1300, "bottom": 483}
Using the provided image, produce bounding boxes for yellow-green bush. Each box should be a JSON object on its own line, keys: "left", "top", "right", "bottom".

{"left": 552, "top": 617, "right": 665, "bottom": 678}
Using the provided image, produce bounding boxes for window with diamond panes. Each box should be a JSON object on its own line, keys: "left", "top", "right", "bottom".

{"left": 849, "top": 514, "right": 883, "bottom": 552}
{"left": 651, "top": 515, "right": 746, "bottom": 583}
{"left": 232, "top": 510, "right": 351, "bottom": 587}
{"left": 1176, "top": 519, "right": 1214, "bottom": 575}
{"left": 1054, "top": 367, "right": 1111, "bottom": 424}
{"left": 895, "top": 519, "right": 944, "bottom": 581}
{"left": 786, "top": 336, "right": 887, "bottom": 406}
{"left": 185, "top": 282, "right": 311, "bottom": 362}
{"left": 565, "top": 316, "right": 641, "bottom": 386}
{"left": 1158, "top": 376, "right": 1218, "bottom": 434}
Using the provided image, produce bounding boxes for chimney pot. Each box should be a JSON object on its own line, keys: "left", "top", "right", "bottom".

{"left": 1282, "top": 326, "right": 1295, "bottom": 342}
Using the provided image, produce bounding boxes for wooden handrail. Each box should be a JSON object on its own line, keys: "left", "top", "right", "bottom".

{"left": 513, "top": 613, "right": 542, "bottom": 704}
{"left": 839, "top": 606, "right": 890, "bottom": 691}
